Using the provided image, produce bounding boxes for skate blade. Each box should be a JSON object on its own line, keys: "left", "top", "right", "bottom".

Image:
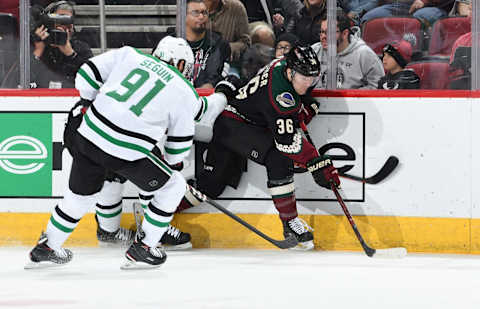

{"left": 98, "top": 240, "right": 132, "bottom": 248}
{"left": 159, "top": 242, "right": 193, "bottom": 251}
{"left": 24, "top": 261, "right": 67, "bottom": 270}
{"left": 289, "top": 240, "right": 314, "bottom": 251}
{"left": 120, "top": 259, "right": 163, "bottom": 270}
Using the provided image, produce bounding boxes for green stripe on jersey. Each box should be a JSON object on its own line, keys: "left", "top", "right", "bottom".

{"left": 78, "top": 68, "right": 101, "bottom": 90}
{"left": 84, "top": 112, "right": 151, "bottom": 155}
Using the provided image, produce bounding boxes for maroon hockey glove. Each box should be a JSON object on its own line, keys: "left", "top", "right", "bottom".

{"left": 167, "top": 161, "right": 184, "bottom": 171}
{"left": 214, "top": 75, "right": 243, "bottom": 101}
{"left": 298, "top": 96, "right": 319, "bottom": 125}
{"left": 307, "top": 156, "right": 340, "bottom": 190}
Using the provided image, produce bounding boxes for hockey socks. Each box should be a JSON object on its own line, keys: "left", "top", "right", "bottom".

{"left": 268, "top": 181, "right": 298, "bottom": 222}
{"left": 96, "top": 181, "right": 124, "bottom": 232}
{"left": 141, "top": 202, "right": 173, "bottom": 247}
{"left": 46, "top": 189, "right": 95, "bottom": 250}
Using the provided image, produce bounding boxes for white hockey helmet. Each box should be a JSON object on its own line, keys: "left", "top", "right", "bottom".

{"left": 153, "top": 36, "right": 194, "bottom": 81}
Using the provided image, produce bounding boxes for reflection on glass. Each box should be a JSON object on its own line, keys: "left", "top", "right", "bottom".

{"left": 29, "top": 0, "right": 93, "bottom": 88}
{"left": 328, "top": 0, "right": 472, "bottom": 90}
{"left": 312, "top": 13, "right": 384, "bottom": 89}
{"left": 0, "top": 1, "right": 19, "bottom": 88}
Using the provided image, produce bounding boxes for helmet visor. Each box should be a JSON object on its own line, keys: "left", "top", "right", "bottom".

{"left": 293, "top": 71, "right": 319, "bottom": 87}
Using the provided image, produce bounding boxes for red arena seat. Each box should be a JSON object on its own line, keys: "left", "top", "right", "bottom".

{"left": 406, "top": 59, "right": 450, "bottom": 89}
{"left": 428, "top": 16, "right": 471, "bottom": 56}
{"left": 361, "top": 16, "right": 424, "bottom": 55}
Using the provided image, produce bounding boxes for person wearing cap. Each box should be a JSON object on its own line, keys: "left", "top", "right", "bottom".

{"left": 274, "top": 32, "right": 298, "bottom": 58}
{"left": 378, "top": 38, "right": 420, "bottom": 89}
{"left": 312, "top": 14, "right": 384, "bottom": 89}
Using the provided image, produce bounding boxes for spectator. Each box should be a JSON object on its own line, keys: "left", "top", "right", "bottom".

{"left": 274, "top": 32, "right": 298, "bottom": 58}
{"left": 312, "top": 14, "right": 384, "bottom": 89}
{"left": 291, "top": 0, "right": 327, "bottom": 45}
{"left": 361, "top": 0, "right": 455, "bottom": 26}
{"left": 240, "top": 43, "right": 274, "bottom": 81}
{"left": 185, "top": 0, "right": 231, "bottom": 88}
{"left": 239, "top": 0, "right": 302, "bottom": 36}
{"left": 449, "top": 0, "right": 471, "bottom": 16}
{"left": 204, "top": 0, "right": 250, "bottom": 62}
{"left": 449, "top": 31, "right": 471, "bottom": 89}
{"left": 249, "top": 22, "right": 276, "bottom": 47}
{"left": 378, "top": 37, "right": 420, "bottom": 89}
{"left": 338, "top": 0, "right": 378, "bottom": 25}
{"left": 30, "top": 1, "right": 92, "bottom": 88}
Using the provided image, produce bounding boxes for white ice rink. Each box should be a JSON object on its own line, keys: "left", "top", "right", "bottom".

{"left": 1, "top": 247, "right": 479, "bottom": 309}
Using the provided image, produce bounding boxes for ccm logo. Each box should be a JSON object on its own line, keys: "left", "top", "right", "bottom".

{"left": 307, "top": 159, "right": 331, "bottom": 172}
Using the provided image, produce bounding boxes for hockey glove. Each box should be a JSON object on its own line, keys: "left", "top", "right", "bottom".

{"left": 167, "top": 161, "right": 184, "bottom": 171}
{"left": 214, "top": 75, "right": 242, "bottom": 101}
{"left": 298, "top": 96, "right": 320, "bottom": 125}
{"left": 64, "top": 98, "right": 92, "bottom": 153}
{"left": 307, "top": 156, "right": 340, "bottom": 190}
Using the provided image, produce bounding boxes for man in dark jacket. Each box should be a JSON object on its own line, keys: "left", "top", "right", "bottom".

{"left": 291, "top": 0, "right": 327, "bottom": 45}
{"left": 31, "top": 1, "right": 92, "bottom": 88}
{"left": 186, "top": 0, "right": 231, "bottom": 88}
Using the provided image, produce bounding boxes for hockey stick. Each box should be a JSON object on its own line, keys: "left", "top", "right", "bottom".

{"left": 187, "top": 186, "right": 298, "bottom": 249}
{"left": 299, "top": 121, "right": 398, "bottom": 184}
{"left": 331, "top": 184, "right": 407, "bottom": 258}
{"left": 132, "top": 202, "right": 145, "bottom": 238}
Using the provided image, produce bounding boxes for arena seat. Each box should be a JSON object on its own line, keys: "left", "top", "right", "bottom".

{"left": 427, "top": 16, "right": 471, "bottom": 56}
{"left": 406, "top": 59, "right": 450, "bottom": 89}
{"left": 361, "top": 16, "right": 424, "bottom": 55}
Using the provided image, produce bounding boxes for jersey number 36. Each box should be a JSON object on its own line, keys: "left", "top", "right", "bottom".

{"left": 276, "top": 118, "right": 294, "bottom": 134}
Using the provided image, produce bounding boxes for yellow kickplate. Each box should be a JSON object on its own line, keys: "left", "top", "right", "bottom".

{"left": 1, "top": 212, "right": 478, "bottom": 254}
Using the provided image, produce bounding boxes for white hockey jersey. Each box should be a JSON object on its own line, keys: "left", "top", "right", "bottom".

{"left": 75, "top": 46, "right": 218, "bottom": 164}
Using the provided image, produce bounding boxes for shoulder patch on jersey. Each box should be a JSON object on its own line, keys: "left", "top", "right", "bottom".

{"left": 275, "top": 92, "right": 296, "bottom": 108}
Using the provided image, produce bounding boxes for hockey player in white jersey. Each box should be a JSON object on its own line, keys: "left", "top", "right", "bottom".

{"left": 26, "top": 36, "right": 236, "bottom": 269}
{"left": 93, "top": 36, "right": 239, "bottom": 250}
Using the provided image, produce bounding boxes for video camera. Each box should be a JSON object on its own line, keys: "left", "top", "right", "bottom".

{"left": 38, "top": 13, "right": 73, "bottom": 45}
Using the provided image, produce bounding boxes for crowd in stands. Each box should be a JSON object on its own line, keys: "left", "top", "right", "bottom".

{"left": 0, "top": 0, "right": 474, "bottom": 89}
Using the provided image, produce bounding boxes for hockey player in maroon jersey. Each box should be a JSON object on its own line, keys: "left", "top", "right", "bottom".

{"left": 179, "top": 44, "right": 341, "bottom": 250}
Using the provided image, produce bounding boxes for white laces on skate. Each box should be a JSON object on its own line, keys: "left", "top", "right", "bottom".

{"left": 54, "top": 248, "right": 70, "bottom": 259}
{"left": 288, "top": 218, "right": 314, "bottom": 235}
{"left": 165, "top": 225, "right": 181, "bottom": 239}
{"left": 115, "top": 227, "right": 134, "bottom": 242}
{"left": 149, "top": 246, "right": 165, "bottom": 258}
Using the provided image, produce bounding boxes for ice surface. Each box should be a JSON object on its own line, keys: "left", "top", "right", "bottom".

{"left": 1, "top": 247, "right": 479, "bottom": 309}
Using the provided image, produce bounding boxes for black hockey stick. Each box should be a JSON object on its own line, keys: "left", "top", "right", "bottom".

{"left": 299, "top": 122, "right": 398, "bottom": 184}
{"left": 188, "top": 186, "right": 298, "bottom": 249}
{"left": 331, "top": 184, "right": 407, "bottom": 258}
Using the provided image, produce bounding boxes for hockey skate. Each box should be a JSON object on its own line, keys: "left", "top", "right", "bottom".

{"left": 121, "top": 236, "right": 167, "bottom": 270}
{"left": 282, "top": 217, "right": 314, "bottom": 251}
{"left": 159, "top": 224, "right": 192, "bottom": 251}
{"left": 25, "top": 232, "right": 73, "bottom": 269}
{"left": 96, "top": 215, "right": 135, "bottom": 247}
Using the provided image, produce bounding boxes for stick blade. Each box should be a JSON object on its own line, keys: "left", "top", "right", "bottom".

{"left": 273, "top": 234, "right": 298, "bottom": 249}
{"left": 372, "top": 247, "right": 407, "bottom": 259}
{"left": 366, "top": 156, "right": 399, "bottom": 184}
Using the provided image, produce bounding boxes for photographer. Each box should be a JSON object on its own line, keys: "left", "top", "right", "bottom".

{"left": 31, "top": 1, "right": 92, "bottom": 88}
